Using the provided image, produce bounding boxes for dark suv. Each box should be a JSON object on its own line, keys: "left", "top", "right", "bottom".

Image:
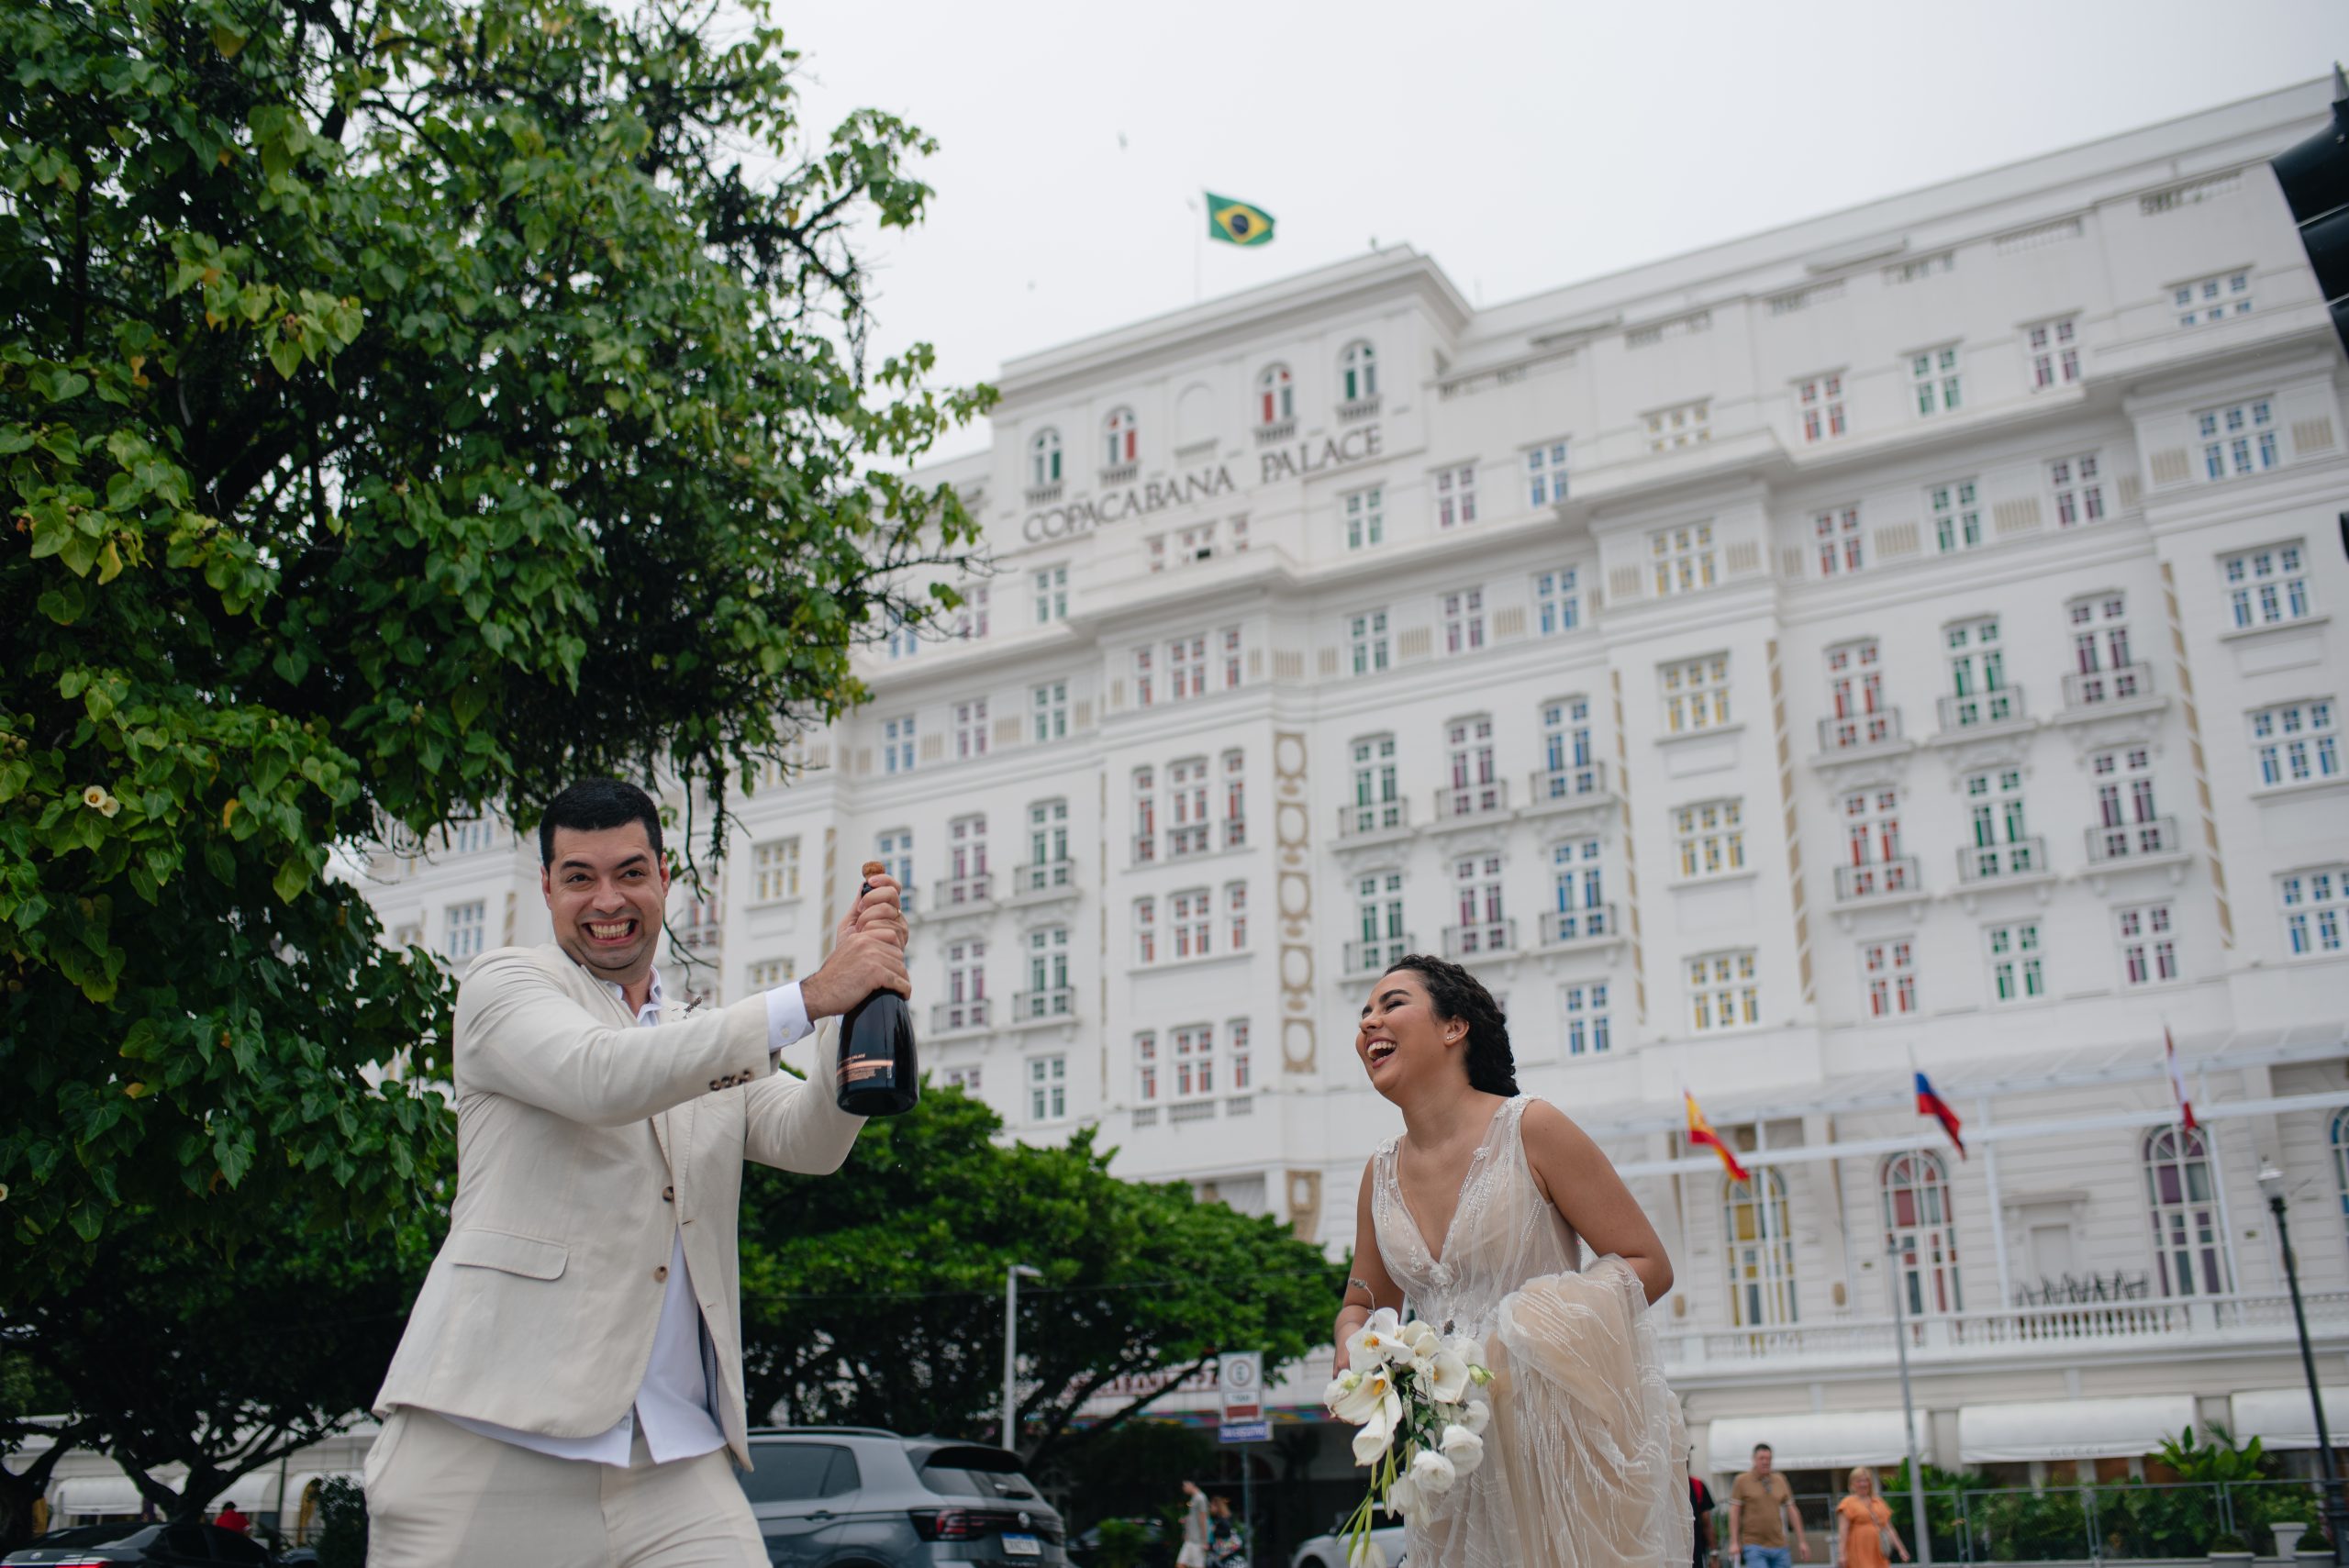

{"left": 739, "top": 1428, "right": 1067, "bottom": 1568}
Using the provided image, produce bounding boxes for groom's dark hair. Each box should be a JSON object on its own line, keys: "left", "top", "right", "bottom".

{"left": 1383, "top": 954, "right": 1519, "bottom": 1095}
{"left": 539, "top": 778, "right": 664, "bottom": 866}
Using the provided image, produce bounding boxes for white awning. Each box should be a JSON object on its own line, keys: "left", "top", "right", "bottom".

{"left": 1958, "top": 1396, "right": 2194, "bottom": 1462}
{"left": 50, "top": 1473, "right": 148, "bottom": 1516}
{"left": 2231, "top": 1387, "right": 2349, "bottom": 1449}
{"left": 1705, "top": 1410, "right": 1921, "bottom": 1471}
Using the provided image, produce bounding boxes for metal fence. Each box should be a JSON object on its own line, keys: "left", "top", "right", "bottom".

{"left": 1709, "top": 1480, "right": 2336, "bottom": 1565}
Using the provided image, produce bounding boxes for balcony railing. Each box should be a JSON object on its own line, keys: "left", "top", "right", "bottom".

{"left": 1343, "top": 935, "right": 1417, "bottom": 976}
{"left": 933, "top": 873, "right": 994, "bottom": 911}
{"left": 2064, "top": 662, "right": 2154, "bottom": 710}
{"left": 930, "top": 996, "right": 990, "bottom": 1035}
{"left": 1541, "top": 903, "right": 1619, "bottom": 947}
{"left": 1818, "top": 707, "right": 1903, "bottom": 751}
{"left": 1338, "top": 796, "right": 1411, "bottom": 839}
{"left": 1833, "top": 856, "right": 1920, "bottom": 902}
{"left": 1937, "top": 684, "right": 2027, "bottom": 733}
{"left": 1658, "top": 1290, "right": 2349, "bottom": 1373}
{"left": 1011, "top": 859, "right": 1077, "bottom": 898}
{"left": 1435, "top": 778, "right": 1509, "bottom": 821}
{"left": 1956, "top": 836, "right": 2049, "bottom": 883}
{"left": 1167, "top": 824, "right": 1211, "bottom": 858}
{"left": 1441, "top": 917, "right": 1517, "bottom": 958}
{"left": 1008, "top": 986, "right": 1074, "bottom": 1023}
{"left": 1527, "top": 760, "right": 1612, "bottom": 806}
{"left": 2086, "top": 816, "right": 2182, "bottom": 862}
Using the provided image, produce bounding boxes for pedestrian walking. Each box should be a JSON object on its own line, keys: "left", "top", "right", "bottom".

{"left": 1834, "top": 1466, "right": 1910, "bottom": 1568}
{"left": 1208, "top": 1493, "right": 1248, "bottom": 1567}
{"left": 1691, "top": 1458, "right": 1718, "bottom": 1568}
{"left": 1729, "top": 1442, "right": 1809, "bottom": 1568}
{"left": 1176, "top": 1478, "right": 1211, "bottom": 1568}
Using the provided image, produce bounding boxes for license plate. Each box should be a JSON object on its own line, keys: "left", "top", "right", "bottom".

{"left": 1002, "top": 1533, "right": 1041, "bottom": 1557}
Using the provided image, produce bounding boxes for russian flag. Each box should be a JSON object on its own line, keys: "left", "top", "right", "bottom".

{"left": 2165, "top": 1026, "right": 2199, "bottom": 1133}
{"left": 1915, "top": 1072, "right": 1965, "bottom": 1159}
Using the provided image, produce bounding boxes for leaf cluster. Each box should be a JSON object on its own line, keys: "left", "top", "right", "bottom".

{"left": 1, "top": 0, "right": 991, "bottom": 1283}
{"left": 740, "top": 1087, "right": 1345, "bottom": 1468}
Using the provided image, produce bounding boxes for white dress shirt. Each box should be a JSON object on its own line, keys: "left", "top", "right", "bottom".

{"left": 439, "top": 966, "right": 813, "bottom": 1465}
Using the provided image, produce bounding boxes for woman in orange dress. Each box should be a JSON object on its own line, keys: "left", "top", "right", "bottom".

{"left": 1835, "top": 1466, "right": 1912, "bottom": 1568}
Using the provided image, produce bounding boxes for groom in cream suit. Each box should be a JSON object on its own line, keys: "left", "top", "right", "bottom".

{"left": 366, "top": 778, "right": 909, "bottom": 1565}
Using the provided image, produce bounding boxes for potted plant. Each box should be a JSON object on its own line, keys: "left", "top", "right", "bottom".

{"left": 2209, "top": 1529, "right": 2254, "bottom": 1562}
{"left": 2273, "top": 1522, "right": 2310, "bottom": 1559}
{"left": 2294, "top": 1531, "right": 2333, "bottom": 1562}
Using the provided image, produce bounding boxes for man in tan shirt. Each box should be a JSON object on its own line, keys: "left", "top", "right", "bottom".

{"left": 1728, "top": 1442, "right": 1809, "bottom": 1568}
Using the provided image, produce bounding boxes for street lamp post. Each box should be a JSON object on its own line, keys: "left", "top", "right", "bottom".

{"left": 2258, "top": 1164, "right": 2347, "bottom": 1567}
{"left": 1887, "top": 1236, "right": 1935, "bottom": 1568}
{"left": 1003, "top": 1263, "right": 1041, "bottom": 1456}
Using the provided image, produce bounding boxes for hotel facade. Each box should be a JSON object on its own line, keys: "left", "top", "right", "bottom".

{"left": 353, "top": 81, "right": 2349, "bottom": 1494}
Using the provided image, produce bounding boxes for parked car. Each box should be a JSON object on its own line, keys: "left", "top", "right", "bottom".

{"left": 1065, "top": 1516, "right": 1168, "bottom": 1565}
{"left": 739, "top": 1426, "right": 1067, "bottom": 1567}
{"left": 1289, "top": 1518, "right": 1406, "bottom": 1568}
{"left": 5, "top": 1523, "right": 279, "bottom": 1565}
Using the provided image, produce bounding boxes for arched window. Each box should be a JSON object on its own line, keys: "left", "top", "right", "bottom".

{"left": 2144, "top": 1125, "right": 2231, "bottom": 1296}
{"left": 1340, "top": 340, "right": 1378, "bottom": 403}
{"left": 1724, "top": 1172, "right": 1797, "bottom": 1327}
{"left": 1883, "top": 1151, "right": 1962, "bottom": 1315}
{"left": 1104, "top": 406, "right": 1137, "bottom": 467}
{"left": 1256, "top": 364, "right": 1294, "bottom": 426}
{"left": 1030, "top": 427, "right": 1061, "bottom": 488}
{"left": 2331, "top": 1111, "right": 2348, "bottom": 1251}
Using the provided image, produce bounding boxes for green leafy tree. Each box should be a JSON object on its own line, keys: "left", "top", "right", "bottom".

{"left": 0, "top": 0, "right": 988, "bottom": 1291}
{"left": 740, "top": 1087, "right": 1346, "bottom": 1469}
{"left": 0, "top": 1195, "right": 442, "bottom": 1540}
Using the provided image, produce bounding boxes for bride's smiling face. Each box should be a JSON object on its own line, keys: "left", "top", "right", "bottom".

{"left": 1356, "top": 969, "right": 1465, "bottom": 1100}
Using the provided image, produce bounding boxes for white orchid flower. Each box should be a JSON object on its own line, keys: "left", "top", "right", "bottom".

{"left": 1345, "top": 1307, "right": 1405, "bottom": 1368}
{"left": 1323, "top": 1370, "right": 1363, "bottom": 1413}
{"left": 1428, "top": 1345, "right": 1472, "bottom": 1403}
{"left": 1440, "top": 1422, "right": 1486, "bottom": 1478}
{"left": 1350, "top": 1398, "right": 1397, "bottom": 1464}
{"left": 1332, "top": 1363, "right": 1399, "bottom": 1426}
{"left": 1460, "top": 1396, "right": 1492, "bottom": 1436}
{"left": 1408, "top": 1447, "right": 1460, "bottom": 1496}
{"left": 1398, "top": 1318, "right": 1440, "bottom": 1354}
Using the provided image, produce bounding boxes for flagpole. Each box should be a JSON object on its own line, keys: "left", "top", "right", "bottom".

{"left": 1887, "top": 1237, "right": 1935, "bottom": 1567}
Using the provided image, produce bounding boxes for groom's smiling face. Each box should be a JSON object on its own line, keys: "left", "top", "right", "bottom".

{"left": 542, "top": 821, "right": 671, "bottom": 984}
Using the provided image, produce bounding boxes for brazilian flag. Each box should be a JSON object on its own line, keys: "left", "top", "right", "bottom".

{"left": 1206, "top": 192, "right": 1275, "bottom": 247}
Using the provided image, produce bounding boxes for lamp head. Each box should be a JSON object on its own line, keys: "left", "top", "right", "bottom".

{"left": 2257, "top": 1163, "right": 2287, "bottom": 1206}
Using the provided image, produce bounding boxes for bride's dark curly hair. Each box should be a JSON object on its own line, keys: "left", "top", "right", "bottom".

{"left": 1383, "top": 954, "right": 1519, "bottom": 1096}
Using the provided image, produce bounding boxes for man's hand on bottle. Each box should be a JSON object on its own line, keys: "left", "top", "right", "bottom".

{"left": 802, "top": 876, "right": 911, "bottom": 1019}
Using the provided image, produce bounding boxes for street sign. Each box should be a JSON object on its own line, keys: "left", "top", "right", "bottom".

{"left": 1218, "top": 1351, "right": 1263, "bottom": 1421}
{"left": 1219, "top": 1418, "right": 1270, "bottom": 1444}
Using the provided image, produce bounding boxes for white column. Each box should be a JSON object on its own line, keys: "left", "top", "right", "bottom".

{"left": 1981, "top": 1095, "right": 2014, "bottom": 1309}
{"left": 2199, "top": 1067, "right": 2246, "bottom": 1298}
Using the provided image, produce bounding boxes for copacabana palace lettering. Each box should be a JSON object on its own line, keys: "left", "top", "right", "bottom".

{"left": 1022, "top": 424, "right": 1383, "bottom": 541}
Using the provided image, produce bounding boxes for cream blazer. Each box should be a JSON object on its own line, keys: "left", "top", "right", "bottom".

{"left": 373, "top": 944, "right": 864, "bottom": 1466}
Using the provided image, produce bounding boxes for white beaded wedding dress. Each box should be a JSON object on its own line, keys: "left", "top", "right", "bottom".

{"left": 1369, "top": 1095, "right": 1691, "bottom": 1568}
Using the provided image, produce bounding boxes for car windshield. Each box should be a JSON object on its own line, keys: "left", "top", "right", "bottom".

{"left": 921, "top": 1462, "right": 1039, "bottom": 1501}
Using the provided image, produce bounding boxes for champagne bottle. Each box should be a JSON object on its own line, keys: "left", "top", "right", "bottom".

{"left": 836, "top": 861, "right": 920, "bottom": 1117}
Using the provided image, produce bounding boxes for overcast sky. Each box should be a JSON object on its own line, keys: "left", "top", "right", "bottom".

{"left": 777, "top": 0, "right": 2341, "bottom": 460}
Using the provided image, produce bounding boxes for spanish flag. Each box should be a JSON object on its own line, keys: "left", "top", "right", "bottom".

{"left": 1684, "top": 1091, "right": 1750, "bottom": 1184}
{"left": 1206, "top": 192, "right": 1276, "bottom": 247}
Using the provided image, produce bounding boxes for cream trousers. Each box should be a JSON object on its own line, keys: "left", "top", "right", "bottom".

{"left": 364, "top": 1407, "right": 764, "bottom": 1567}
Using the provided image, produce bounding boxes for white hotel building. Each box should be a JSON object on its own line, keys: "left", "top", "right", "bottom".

{"left": 361, "top": 81, "right": 2349, "bottom": 1491}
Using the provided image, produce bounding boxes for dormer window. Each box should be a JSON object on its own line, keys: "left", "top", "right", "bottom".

{"left": 1257, "top": 365, "right": 1295, "bottom": 426}
{"left": 1104, "top": 407, "right": 1138, "bottom": 467}
{"left": 1030, "top": 428, "right": 1062, "bottom": 488}
{"left": 1340, "top": 340, "right": 1378, "bottom": 403}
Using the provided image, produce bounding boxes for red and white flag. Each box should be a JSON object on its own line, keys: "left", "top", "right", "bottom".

{"left": 2165, "top": 1025, "right": 2199, "bottom": 1133}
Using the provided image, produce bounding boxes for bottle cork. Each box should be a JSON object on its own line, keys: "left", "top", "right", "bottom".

{"left": 861, "top": 860, "right": 886, "bottom": 879}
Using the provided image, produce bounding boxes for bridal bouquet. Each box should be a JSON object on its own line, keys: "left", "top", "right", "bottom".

{"left": 1324, "top": 1308, "right": 1492, "bottom": 1562}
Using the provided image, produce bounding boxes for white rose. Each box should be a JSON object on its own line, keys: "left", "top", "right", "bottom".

{"left": 1461, "top": 1397, "right": 1492, "bottom": 1436}
{"left": 1408, "top": 1447, "right": 1460, "bottom": 1496}
{"left": 1440, "top": 1421, "right": 1486, "bottom": 1478}
{"left": 1347, "top": 1535, "right": 1390, "bottom": 1568}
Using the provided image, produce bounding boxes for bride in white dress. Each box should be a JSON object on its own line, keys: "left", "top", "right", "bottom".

{"left": 1333, "top": 955, "right": 1691, "bottom": 1568}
